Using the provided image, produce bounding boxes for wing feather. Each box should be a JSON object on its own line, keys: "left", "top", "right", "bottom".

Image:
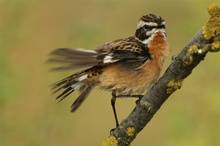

{"left": 96, "top": 36, "right": 151, "bottom": 66}
{"left": 48, "top": 48, "right": 99, "bottom": 70}
{"left": 48, "top": 36, "right": 151, "bottom": 70}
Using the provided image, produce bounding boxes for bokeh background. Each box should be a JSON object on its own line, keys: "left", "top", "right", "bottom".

{"left": 1, "top": 0, "right": 220, "bottom": 146}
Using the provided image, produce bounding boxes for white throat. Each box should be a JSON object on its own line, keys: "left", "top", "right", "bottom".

{"left": 141, "top": 28, "right": 166, "bottom": 45}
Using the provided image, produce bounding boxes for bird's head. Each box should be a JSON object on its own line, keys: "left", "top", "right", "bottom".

{"left": 135, "top": 14, "right": 166, "bottom": 44}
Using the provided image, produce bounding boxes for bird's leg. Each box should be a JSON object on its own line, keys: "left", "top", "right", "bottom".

{"left": 111, "top": 93, "right": 143, "bottom": 129}
{"left": 111, "top": 91, "right": 119, "bottom": 128}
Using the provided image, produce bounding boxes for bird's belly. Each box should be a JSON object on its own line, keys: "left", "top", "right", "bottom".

{"left": 99, "top": 61, "right": 161, "bottom": 95}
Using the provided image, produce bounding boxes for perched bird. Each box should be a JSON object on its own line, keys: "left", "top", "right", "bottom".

{"left": 48, "top": 14, "right": 170, "bottom": 127}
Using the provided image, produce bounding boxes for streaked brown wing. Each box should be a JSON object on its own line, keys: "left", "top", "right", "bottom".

{"left": 96, "top": 36, "right": 151, "bottom": 65}
{"left": 48, "top": 36, "right": 150, "bottom": 71}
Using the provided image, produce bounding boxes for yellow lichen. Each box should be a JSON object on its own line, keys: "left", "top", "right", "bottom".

{"left": 101, "top": 136, "right": 118, "bottom": 146}
{"left": 188, "top": 45, "right": 199, "bottom": 53}
{"left": 211, "top": 40, "right": 220, "bottom": 51}
{"left": 182, "top": 45, "right": 199, "bottom": 65}
{"left": 202, "top": 3, "right": 220, "bottom": 40}
{"left": 167, "top": 79, "right": 183, "bottom": 94}
{"left": 126, "top": 127, "right": 135, "bottom": 137}
{"left": 208, "top": 3, "right": 220, "bottom": 16}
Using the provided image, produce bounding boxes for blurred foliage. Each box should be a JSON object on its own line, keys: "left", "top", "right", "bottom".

{"left": 0, "top": 0, "right": 219, "bottom": 146}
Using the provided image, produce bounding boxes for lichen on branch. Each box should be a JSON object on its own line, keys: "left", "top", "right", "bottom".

{"left": 101, "top": 3, "right": 220, "bottom": 146}
{"left": 202, "top": 3, "right": 220, "bottom": 40}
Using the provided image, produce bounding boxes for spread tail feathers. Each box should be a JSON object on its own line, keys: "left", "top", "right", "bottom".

{"left": 48, "top": 48, "right": 103, "bottom": 111}
{"left": 50, "top": 70, "right": 94, "bottom": 112}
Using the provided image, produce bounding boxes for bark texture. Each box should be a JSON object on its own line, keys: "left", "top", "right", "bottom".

{"left": 101, "top": 3, "right": 220, "bottom": 146}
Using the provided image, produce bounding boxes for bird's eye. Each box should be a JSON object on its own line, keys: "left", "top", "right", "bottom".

{"left": 143, "top": 25, "right": 154, "bottom": 30}
{"left": 143, "top": 25, "right": 149, "bottom": 30}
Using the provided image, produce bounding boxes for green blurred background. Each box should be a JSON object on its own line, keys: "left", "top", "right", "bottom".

{"left": 1, "top": 0, "right": 220, "bottom": 146}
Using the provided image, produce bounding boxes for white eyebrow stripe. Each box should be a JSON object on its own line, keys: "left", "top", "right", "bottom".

{"left": 161, "top": 21, "right": 165, "bottom": 25}
{"left": 144, "top": 22, "right": 158, "bottom": 26}
{"left": 137, "top": 20, "right": 158, "bottom": 28}
{"left": 137, "top": 20, "right": 145, "bottom": 28}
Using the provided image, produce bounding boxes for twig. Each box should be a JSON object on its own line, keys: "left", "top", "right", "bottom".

{"left": 101, "top": 3, "right": 220, "bottom": 146}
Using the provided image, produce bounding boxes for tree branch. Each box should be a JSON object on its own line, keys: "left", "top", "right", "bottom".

{"left": 101, "top": 3, "right": 220, "bottom": 146}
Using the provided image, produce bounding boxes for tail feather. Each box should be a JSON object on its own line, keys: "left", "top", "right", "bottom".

{"left": 48, "top": 48, "right": 99, "bottom": 70}
{"left": 71, "top": 86, "right": 93, "bottom": 112}
{"left": 50, "top": 69, "right": 96, "bottom": 111}
{"left": 50, "top": 75, "right": 77, "bottom": 93}
{"left": 48, "top": 48, "right": 102, "bottom": 111}
{"left": 56, "top": 87, "right": 74, "bottom": 102}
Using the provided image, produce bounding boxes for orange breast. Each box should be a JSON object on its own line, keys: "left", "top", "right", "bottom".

{"left": 99, "top": 59, "right": 161, "bottom": 95}
{"left": 99, "top": 32, "right": 170, "bottom": 95}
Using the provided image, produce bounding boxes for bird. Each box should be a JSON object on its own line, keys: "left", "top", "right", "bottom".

{"left": 48, "top": 14, "right": 171, "bottom": 128}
